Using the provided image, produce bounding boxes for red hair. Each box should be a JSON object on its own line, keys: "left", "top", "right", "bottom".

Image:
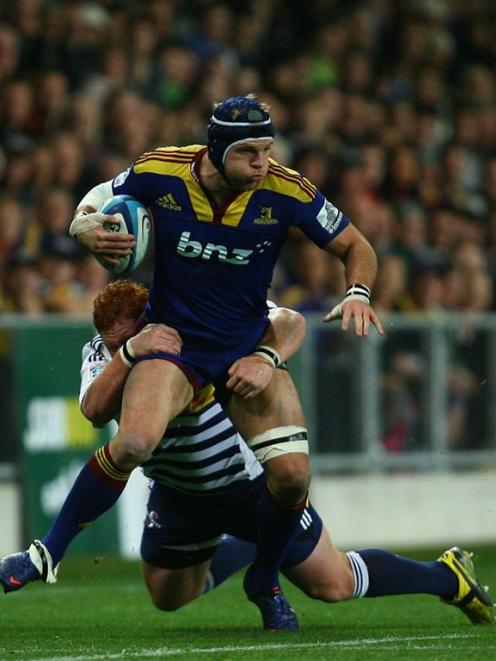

{"left": 92, "top": 279, "right": 149, "bottom": 334}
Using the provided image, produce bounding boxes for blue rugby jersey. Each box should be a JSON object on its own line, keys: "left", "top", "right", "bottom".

{"left": 79, "top": 336, "right": 263, "bottom": 494}
{"left": 111, "top": 146, "right": 349, "bottom": 370}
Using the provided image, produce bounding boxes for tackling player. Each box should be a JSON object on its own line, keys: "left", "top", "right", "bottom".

{"left": 1, "top": 281, "right": 493, "bottom": 629}
{"left": 64, "top": 94, "right": 381, "bottom": 624}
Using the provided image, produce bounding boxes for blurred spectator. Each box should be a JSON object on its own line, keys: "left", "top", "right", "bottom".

{"left": 279, "top": 239, "right": 343, "bottom": 314}
{"left": 1, "top": 249, "right": 43, "bottom": 313}
{"left": 24, "top": 187, "right": 75, "bottom": 254}
{"left": 0, "top": 24, "right": 20, "bottom": 82}
{"left": 0, "top": 195, "right": 24, "bottom": 264}
{"left": 155, "top": 44, "right": 200, "bottom": 109}
{"left": 36, "top": 70, "right": 69, "bottom": 137}
{"left": 402, "top": 266, "right": 445, "bottom": 313}
{"left": 72, "top": 254, "right": 112, "bottom": 314}
{"left": 37, "top": 233, "right": 88, "bottom": 314}
{"left": 1, "top": 79, "right": 36, "bottom": 140}
{"left": 372, "top": 254, "right": 409, "bottom": 313}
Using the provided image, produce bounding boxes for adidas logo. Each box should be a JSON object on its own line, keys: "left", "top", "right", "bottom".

{"left": 156, "top": 193, "right": 182, "bottom": 211}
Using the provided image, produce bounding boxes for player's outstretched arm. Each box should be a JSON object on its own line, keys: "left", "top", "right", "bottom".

{"left": 322, "top": 224, "right": 384, "bottom": 337}
{"left": 81, "top": 324, "right": 182, "bottom": 426}
{"left": 69, "top": 181, "right": 135, "bottom": 268}
{"left": 226, "top": 307, "right": 306, "bottom": 399}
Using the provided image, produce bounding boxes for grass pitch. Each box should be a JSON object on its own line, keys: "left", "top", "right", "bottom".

{"left": 1, "top": 546, "right": 495, "bottom": 660}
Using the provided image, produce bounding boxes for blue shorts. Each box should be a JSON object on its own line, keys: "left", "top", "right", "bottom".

{"left": 140, "top": 475, "right": 323, "bottom": 569}
{"left": 134, "top": 313, "right": 269, "bottom": 396}
{"left": 135, "top": 350, "right": 288, "bottom": 404}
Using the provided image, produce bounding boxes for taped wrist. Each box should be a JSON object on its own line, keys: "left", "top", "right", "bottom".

{"left": 118, "top": 339, "right": 136, "bottom": 368}
{"left": 69, "top": 211, "right": 102, "bottom": 238}
{"left": 345, "top": 282, "right": 370, "bottom": 304}
{"left": 330, "top": 282, "right": 371, "bottom": 319}
{"left": 252, "top": 344, "right": 281, "bottom": 369}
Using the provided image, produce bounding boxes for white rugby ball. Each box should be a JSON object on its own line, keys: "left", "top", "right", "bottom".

{"left": 97, "top": 194, "right": 152, "bottom": 274}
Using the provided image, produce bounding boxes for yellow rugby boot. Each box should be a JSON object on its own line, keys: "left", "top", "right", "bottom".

{"left": 438, "top": 547, "right": 494, "bottom": 624}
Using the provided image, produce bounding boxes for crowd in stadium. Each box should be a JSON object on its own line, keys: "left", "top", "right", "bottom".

{"left": 1, "top": 0, "right": 496, "bottom": 316}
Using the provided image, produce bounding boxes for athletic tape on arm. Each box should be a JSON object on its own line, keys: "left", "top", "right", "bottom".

{"left": 69, "top": 180, "right": 114, "bottom": 237}
{"left": 78, "top": 180, "right": 114, "bottom": 210}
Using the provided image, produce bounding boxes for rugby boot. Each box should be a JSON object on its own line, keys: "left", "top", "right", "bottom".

{"left": 243, "top": 566, "right": 299, "bottom": 631}
{"left": 438, "top": 546, "right": 494, "bottom": 624}
{"left": 1, "top": 540, "right": 57, "bottom": 593}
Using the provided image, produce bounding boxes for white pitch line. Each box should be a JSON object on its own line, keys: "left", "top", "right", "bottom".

{"left": 22, "top": 632, "right": 479, "bottom": 661}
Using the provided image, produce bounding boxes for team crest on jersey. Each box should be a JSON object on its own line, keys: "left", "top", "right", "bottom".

{"left": 253, "top": 207, "right": 278, "bottom": 225}
{"left": 156, "top": 193, "right": 182, "bottom": 211}
{"left": 144, "top": 510, "right": 161, "bottom": 529}
{"left": 317, "top": 200, "right": 343, "bottom": 233}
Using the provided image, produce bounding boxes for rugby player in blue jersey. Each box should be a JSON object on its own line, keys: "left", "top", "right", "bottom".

{"left": 1, "top": 280, "right": 493, "bottom": 629}
{"left": 60, "top": 95, "right": 387, "bottom": 627}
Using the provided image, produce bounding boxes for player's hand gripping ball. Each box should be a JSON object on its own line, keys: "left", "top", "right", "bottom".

{"left": 97, "top": 195, "right": 152, "bottom": 274}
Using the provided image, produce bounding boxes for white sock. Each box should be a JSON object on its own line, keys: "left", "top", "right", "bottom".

{"left": 347, "top": 551, "right": 369, "bottom": 598}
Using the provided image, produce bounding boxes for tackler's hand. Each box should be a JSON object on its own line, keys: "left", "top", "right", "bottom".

{"left": 227, "top": 355, "right": 275, "bottom": 399}
{"left": 130, "top": 324, "right": 183, "bottom": 357}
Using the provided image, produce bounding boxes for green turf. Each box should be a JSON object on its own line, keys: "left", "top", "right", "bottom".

{"left": 2, "top": 546, "right": 495, "bottom": 660}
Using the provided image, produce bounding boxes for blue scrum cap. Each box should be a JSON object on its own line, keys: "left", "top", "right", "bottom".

{"left": 207, "top": 95, "right": 275, "bottom": 175}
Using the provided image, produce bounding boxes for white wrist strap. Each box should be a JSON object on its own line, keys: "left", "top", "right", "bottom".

{"left": 330, "top": 283, "right": 371, "bottom": 319}
{"left": 119, "top": 339, "right": 136, "bottom": 368}
{"left": 252, "top": 344, "right": 281, "bottom": 369}
{"left": 345, "top": 283, "right": 370, "bottom": 300}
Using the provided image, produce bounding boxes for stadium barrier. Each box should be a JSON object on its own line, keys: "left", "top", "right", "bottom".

{"left": 1, "top": 313, "right": 495, "bottom": 555}
{"left": 292, "top": 312, "right": 496, "bottom": 471}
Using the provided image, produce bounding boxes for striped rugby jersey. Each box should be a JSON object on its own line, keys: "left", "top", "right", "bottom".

{"left": 79, "top": 336, "right": 263, "bottom": 494}
{"left": 111, "top": 146, "right": 349, "bottom": 373}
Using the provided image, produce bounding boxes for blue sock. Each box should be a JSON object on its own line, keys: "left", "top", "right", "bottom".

{"left": 204, "top": 536, "right": 257, "bottom": 592}
{"left": 42, "top": 445, "right": 130, "bottom": 565}
{"left": 348, "top": 548, "right": 458, "bottom": 599}
{"left": 247, "top": 485, "right": 305, "bottom": 592}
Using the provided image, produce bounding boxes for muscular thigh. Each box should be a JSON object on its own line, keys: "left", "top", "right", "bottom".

{"left": 119, "top": 359, "right": 193, "bottom": 439}
{"left": 225, "top": 369, "right": 305, "bottom": 439}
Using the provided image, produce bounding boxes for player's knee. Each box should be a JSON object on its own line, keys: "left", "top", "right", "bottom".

{"left": 268, "top": 458, "right": 311, "bottom": 506}
{"left": 150, "top": 592, "right": 189, "bottom": 612}
{"left": 249, "top": 426, "right": 310, "bottom": 504}
{"left": 306, "top": 580, "right": 350, "bottom": 603}
{"left": 112, "top": 430, "right": 159, "bottom": 467}
{"left": 145, "top": 580, "right": 194, "bottom": 612}
{"left": 305, "top": 558, "right": 354, "bottom": 602}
